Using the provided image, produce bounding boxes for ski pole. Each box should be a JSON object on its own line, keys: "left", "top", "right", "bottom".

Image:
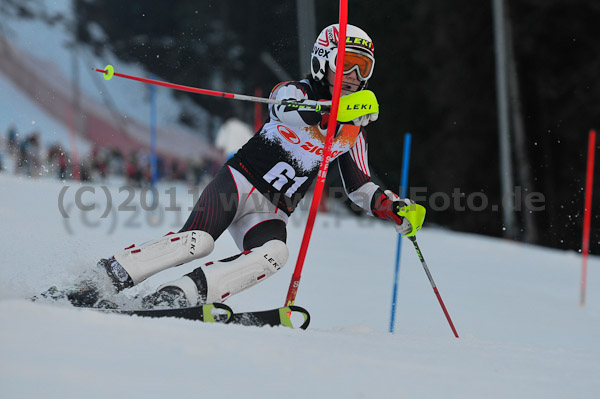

{"left": 408, "top": 236, "right": 459, "bottom": 338}
{"left": 389, "top": 133, "right": 412, "bottom": 333}
{"left": 94, "top": 65, "right": 329, "bottom": 112}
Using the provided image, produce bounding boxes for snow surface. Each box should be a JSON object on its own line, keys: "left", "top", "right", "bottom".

{"left": 0, "top": 72, "right": 91, "bottom": 153}
{"left": 1, "top": 173, "right": 599, "bottom": 398}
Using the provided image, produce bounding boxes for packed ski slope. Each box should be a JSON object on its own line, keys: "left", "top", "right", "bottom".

{"left": 0, "top": 174, "right": 599, "bottom": 398}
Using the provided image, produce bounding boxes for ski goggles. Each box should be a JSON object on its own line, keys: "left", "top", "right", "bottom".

{"left": 329, "top": 48, "right": 375, "bottom": 81}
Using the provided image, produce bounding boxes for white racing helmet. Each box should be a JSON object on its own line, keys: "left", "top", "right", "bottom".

{"left": 311, "top": 24, "right": 375, "bottom": 90}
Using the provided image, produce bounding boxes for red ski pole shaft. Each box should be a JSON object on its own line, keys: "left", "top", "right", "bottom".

{"left": 408, "top": 236, "right": 459, "bottom": 338}
{"left": 284, "top": 0, "right": 348, "bottom": 307}
{"left": 93, "top": 67, "right": 329, "bottom": 112}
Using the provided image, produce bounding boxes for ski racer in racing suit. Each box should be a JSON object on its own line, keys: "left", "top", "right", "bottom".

{"left": 97, "top": 24, "right": 426, "bottom": 308}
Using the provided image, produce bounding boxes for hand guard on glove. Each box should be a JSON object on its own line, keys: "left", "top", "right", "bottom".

{"left": 278, "top": 89, "right": 380, "bottom": 127}
{"left": 372, "top": 190, "right": 426, "bottom": 237}
{"left": 337, "top": 90, "right": 379, "bottom": 126}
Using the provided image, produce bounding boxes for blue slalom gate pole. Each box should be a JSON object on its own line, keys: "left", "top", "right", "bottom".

{"left": 150, "top": 74, "right": 158, "bottom": 187}
{"left": 147, "top": 74, "right": 161, "bottom": 216}
{"left": 389, "top": 133, "right": 412, "bottom": 333}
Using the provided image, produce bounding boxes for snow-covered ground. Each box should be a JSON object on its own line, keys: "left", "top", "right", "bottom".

{"left": 0, "top": 173, "right": 599, "bottom": 398}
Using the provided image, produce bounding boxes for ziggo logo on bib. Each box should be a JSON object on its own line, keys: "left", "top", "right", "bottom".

{"left": 301, "top": 141, "right": 343, "bottom": 158}
{"left": 277, "top": 125, "right": 343, "bottom": 158}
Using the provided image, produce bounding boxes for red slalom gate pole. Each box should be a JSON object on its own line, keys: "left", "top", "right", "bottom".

{"left": 284, "top": 1, "right": 348, "bottom": 307}
{"left": 581, "top": 129, "right": 596, "bottom": 306}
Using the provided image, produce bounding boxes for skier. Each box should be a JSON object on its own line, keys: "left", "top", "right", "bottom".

{"left": 98, "top": 24, "right": 426, "bottom": 308}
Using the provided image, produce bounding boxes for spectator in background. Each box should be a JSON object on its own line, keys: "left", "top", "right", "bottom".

{"left": 58, "top": 150, "right": 68, "bottom": 180}
{"left": 98, "top": 148, "right": 108, "bottom": 180}
{"left": 90, "top": 146, "right": 108, "bottom": 180}
{"left": 126, "top": 151, "right": 143, "bottom": 186}
{"left": 184, "top": 158, "right": 205, "bottom": 187}
{"left": 16, "top": 136, "right": 28, "bottom": 175}
{"left": 204, "top": 153, "right": 223, "bottom": 178}
{"left": 48, "top": 144, "right": 69, "bottom": 180}
{"left": 108, "top": 148, "right": 124, "bottom": 176}
{"left": 140, "top": 152, "right": 152, "bottom": 184}
{"left": 29, "top": 132, "right": 41, "bottom": 177}
{"left": 7, "top": 125, "right": 19, "bottom": 156}
{"left": 191, "top": 158, "right": 207, "bottom": 186}
{"left": 79, "top": 161, "right": 92, "bottom": 182}
{"left": 156, "top": 156, "right": 166, "bottom": 181}
{"left": 169, "top": 159, "right": 182, "bottom": 181}
{"left": 16, "top": 133, "right": 40, "bottom": 177}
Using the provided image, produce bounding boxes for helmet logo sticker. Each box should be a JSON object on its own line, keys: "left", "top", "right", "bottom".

{"left": 312, "top": 47, "right": 331, "bottom": 58}
{"left": 317, "top": 32, "right": 330, "bottom": 47}
{"left": 318, "top": 26, "right": 339, "bottom": 47}
{"left": 346, "top": 37, "right": 374, "bottom": 52}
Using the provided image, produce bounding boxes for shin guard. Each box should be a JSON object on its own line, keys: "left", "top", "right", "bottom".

{"left": 114, "top": 230, "right": 214, "bottom": 285}
{"left": 176, "top": 240, "right": 289, "bottom": 304}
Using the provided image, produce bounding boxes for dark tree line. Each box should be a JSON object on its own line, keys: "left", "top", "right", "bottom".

{"left": 20, "top": 0, "right": 600, "bottom": 252}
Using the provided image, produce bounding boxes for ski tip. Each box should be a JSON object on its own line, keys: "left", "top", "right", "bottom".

{"left": 285, "top": 306, "right": 311, "bottom": 330}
